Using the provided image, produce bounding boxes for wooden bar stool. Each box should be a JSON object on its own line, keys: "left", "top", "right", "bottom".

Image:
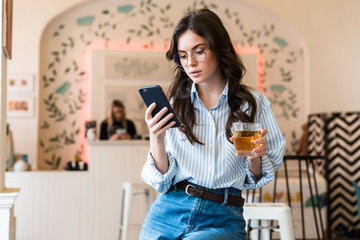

{"left": 119, "top": 182, "right": 156, "bottom": 240}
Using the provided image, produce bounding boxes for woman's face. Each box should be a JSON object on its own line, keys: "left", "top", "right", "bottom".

{"left": 112, "top": 106, "right": 124, "bottom": 121}
{"left": 177, "top": 30, "right": 222, "bottom": 86}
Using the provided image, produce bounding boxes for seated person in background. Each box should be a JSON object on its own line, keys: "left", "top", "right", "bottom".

{"left": 100, "top": 99, "right": 137, "bottom": 140}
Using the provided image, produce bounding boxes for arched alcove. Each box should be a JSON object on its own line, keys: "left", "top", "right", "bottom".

{"left": 38, "top": 0, "right": 308, "bottom": 170}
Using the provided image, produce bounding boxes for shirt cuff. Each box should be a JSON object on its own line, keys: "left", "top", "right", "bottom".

{"left": 141, "top": 151, "right": 178, "bottom": 193}
{"left": 243, "top": 155, "right": 275, "bottom": 190}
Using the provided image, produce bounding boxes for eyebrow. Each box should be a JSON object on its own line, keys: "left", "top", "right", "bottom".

{"left": 178, "top": 43, "right": 208, "bottom": 52}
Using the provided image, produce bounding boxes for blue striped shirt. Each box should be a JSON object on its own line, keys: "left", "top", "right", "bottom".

{"left": 141, "top": 82, "right": 285, "bottom": 193}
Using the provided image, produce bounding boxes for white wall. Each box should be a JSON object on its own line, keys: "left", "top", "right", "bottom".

{"left": 245, "top": 0, "right": 360, "bottom": 113}
{"left": 7, "top": 0, "right": 86, "bottom": 169}
{"left": 7, "top": 0, "right": 360, "bottom": 170}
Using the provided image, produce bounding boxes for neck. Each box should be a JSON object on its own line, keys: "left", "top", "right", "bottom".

{"left": 197, "top": 79, "right": 226, "bottom": 110}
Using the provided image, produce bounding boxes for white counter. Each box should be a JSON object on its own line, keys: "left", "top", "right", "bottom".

{"left": 6, "top": 140, "right": 150, "bottom": 240}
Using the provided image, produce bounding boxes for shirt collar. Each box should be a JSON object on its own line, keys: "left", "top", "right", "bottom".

{"left": 190, "top": 82, "right": 198, "bottom": 104}
{"left": 220, "top": 81, "right": 229, "bottom": 100}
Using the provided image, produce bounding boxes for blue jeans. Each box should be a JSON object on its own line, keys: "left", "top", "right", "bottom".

{"left": 139, "top": 185, "right": 246, "bottom": 240}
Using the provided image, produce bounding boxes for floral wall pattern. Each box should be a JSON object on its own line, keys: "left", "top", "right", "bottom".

{"left": 39, "top": 0, "right": 305, "bottom": 169}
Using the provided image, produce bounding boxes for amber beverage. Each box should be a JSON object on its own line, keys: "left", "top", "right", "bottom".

{"left": 232, "top": 122, "right": 261, "bottom": 156}
{"left": 233, "top": 131, "right": 261, "bottom": 156}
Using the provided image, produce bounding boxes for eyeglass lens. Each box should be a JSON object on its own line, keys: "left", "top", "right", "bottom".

{"left": 174, "top": 48, "right": 208, "bottom": 67}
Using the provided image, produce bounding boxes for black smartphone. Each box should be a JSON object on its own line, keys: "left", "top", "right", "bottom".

{"left": 138, "top": 85, "right": 181, "bottom": 128}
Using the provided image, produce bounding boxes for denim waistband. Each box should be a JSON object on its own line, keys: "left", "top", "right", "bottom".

{"left": 174, "top": 181, "right": 242, "bottom": 196}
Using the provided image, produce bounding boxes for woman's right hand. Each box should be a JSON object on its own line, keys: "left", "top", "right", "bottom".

{"left": 145, "top": 103, "right": 176, "bottom": 141}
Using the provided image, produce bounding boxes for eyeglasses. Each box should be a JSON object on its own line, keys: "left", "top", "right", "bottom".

{"left": 173, "top": 48, "right": 210, "bottom": 67}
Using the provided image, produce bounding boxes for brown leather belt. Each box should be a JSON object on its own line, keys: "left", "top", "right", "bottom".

{"left": 177, "top": 181, "right": 245, "bottom": 207}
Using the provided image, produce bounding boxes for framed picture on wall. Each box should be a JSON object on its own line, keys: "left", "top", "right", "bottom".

{"left": 104, "top": 51, "right": 172, "bottom": 81}
{"left": 7, "top": 96, "right": 34, "bottom": 118}
{"left": 2, "top": 0, "right": 13, "bottom": 59}
{"left": 7, "top": 74, "right": 34, "bottom": 92}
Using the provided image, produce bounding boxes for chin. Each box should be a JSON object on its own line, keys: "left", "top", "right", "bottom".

{"left": 189, "top": 77, "right": 205, "bottom": 84}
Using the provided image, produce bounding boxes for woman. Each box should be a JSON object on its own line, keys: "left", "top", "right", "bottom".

{"left": 140, "top": 9, "right": 285, "bottom": 239}
{"left": 99, "top": 99, "right": 136, "bottom": 140}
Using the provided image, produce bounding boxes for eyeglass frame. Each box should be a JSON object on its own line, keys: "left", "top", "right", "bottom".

{"left": 173, "top": 46, "right": 210, "bottom": 68}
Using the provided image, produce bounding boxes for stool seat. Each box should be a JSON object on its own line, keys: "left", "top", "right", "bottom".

{"left": 119, "top": 182, "right": 156, "bottom": 240}
{"left": 243, "top": 203, "right": 295, "bottom": 240}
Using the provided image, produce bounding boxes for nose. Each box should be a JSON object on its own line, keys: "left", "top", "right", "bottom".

{"left": 187, "top": 55, "right": 197, "bottom": 67}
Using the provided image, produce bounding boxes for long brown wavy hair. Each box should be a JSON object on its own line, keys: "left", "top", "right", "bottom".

{"left": 106, "top": 99, "right": 127, "bottom": 132}
{"left": 166, "top": 9, "right": 257, "bottom": 145}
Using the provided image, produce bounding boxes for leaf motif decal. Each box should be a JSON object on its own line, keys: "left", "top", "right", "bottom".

{"left": 55, "top": 82, "right": 71, "bottom": 94}
{"left": 77, "top": 16, "right": 95, "bottom": 26}
{"left": 117, "top": 5, "right": 134, "bottom": 13}
{"left": 273, "top": 36, "right": 288, "bottom": 47}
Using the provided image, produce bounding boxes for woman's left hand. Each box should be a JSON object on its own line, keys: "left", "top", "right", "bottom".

{"left": 108, "top": 133, "right": 131, "bottom": 140}
{"left": 119, "top": 133, "right": 131, "bottom": 140}
{"left": 248, "top": 129, "right": 267, "bottom": 160}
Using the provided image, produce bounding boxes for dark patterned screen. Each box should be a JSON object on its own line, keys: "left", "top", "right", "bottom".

{"left": 308, "top": 112, "right": 360, "bottom": 234}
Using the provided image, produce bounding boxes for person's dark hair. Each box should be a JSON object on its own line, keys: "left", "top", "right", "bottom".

{"left": 166, "top": 8, "right": 257, "bottom": 145}
{"left": 107, "top": 99, "right": 127, "bottom": 132}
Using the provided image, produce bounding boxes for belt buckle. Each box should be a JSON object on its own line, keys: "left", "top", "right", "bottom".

{"left": 185, "top": 184, "right": 196, "bottom": 196}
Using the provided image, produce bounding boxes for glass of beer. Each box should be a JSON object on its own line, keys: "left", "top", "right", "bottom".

{"left": 232, "top": 122, "right": 261, "bottom": 156}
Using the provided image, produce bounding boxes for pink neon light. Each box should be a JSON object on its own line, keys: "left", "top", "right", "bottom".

{"left": 236, "top": 47, "right": 264, "bottom": 92}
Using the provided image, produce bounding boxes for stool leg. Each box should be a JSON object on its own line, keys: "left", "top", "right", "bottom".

{"left": 145, "top": 188, "right": 155, "bottom": 212}
{"left": 278, "top": 207, "right": 295, "bottom": 240}
{"left": 119, "top": 187, "right": 125, "bottom": 240}
{"left": 250, "top": 218, "right": 259, "bottom": 240}
{"left": 260, "top": 220, "right": 270, "bottom": 240}
{"left": 120, "top": 183, "right": 132, "bottom": 240}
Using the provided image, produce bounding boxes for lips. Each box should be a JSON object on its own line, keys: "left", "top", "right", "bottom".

{"left": 189, "top": 70, "right": 201, "bottom": 77}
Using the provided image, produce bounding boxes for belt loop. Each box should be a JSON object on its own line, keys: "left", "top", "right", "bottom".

{"left": 173, "top": 184, "right": 178, "bottom": 192}
{"left": 222, "top": 189, "right": 229, "bottom": 206}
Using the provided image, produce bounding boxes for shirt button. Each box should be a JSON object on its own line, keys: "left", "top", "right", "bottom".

{"left": 209, "top": 144, "right": 213, "bottom": 148}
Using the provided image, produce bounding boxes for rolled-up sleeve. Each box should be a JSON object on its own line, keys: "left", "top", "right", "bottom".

{"left": 243, "top": 93, "right": 285, "bottom": 190}
{"left": 141, "top": 151, "right": 178, "bottom": 193}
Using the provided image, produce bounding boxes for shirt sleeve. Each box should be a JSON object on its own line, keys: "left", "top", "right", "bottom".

{"left": 141, "top": 151, "right": 178, "bottom": 193}
{"left": 99, "top": 121, "right": 108, "bottom": 140}
{"left": 126, "top": 120, "right": 137, "bottom": 138}
{"left": 242, "top": 93, "right": 285, "bottom": 190}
